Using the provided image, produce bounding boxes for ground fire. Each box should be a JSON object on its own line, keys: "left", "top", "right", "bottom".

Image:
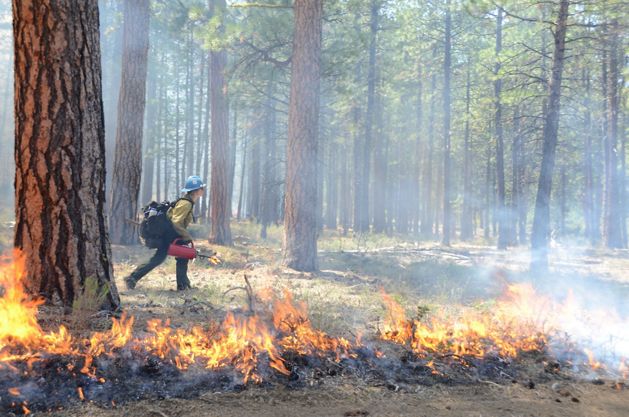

{"left": 0, "top": 250, "right": 627, "bottom": 414}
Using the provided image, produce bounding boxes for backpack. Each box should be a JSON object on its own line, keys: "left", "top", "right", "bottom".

{"left": 139, "top": 200, "right": 180, "bottom": 248}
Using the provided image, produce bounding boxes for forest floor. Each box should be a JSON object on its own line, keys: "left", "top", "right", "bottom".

{"left": 5, "top": 221, "right": 629, "bottom": 417}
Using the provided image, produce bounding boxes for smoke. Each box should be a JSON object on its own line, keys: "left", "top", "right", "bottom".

{"left": 471, "top": 242, "right": 629, "bottom": 376}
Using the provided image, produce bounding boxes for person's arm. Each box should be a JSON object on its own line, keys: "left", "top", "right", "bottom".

{"left": 169, "top": 200, "right": 193, "bottom": 241}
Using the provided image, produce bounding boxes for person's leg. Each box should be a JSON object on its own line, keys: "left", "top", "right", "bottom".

{"left": 175, "top": 258, "right": 191, "bottom": 290}
{"left": 126, "top": 244, "right": 169, "bottom": 289}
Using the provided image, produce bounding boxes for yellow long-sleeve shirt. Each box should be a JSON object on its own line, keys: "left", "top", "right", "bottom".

{"left": 167, "top": 198, "right": 194, "bottom": 241}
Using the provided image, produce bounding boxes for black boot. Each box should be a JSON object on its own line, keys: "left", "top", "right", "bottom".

{"left": 176, "top": 258, "right": 192, "bottom": 290}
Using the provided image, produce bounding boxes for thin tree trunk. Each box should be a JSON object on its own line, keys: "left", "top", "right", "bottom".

{"left": 104, "top": 0, "right": 123, "bottom": 196}
{"left": 461, "top": 58, "right": 473, "bottom": 240}
{"left": 512, "top": 107, "right": 526, "bottom": 244}
{"left": 282, "top": 0, "right": 322, "bottom": 271}
{"left": 340, "top": 138, "right": 351, "bottom": 236}
{"left": 352, "top": 103, "right": 363, "bottom": 232}
{"left": 494, "top": 7, "right": 510, "bottom": 249}
{"left": 201, "top": 60, "right": 211, "bottom": 222}
{"left": 603, "top": 20, "right": 623, "bottom": 248}
{"left": 583, "top": 68, "right": 596, "bottom": 245}
{"left": 195, "top": 56, "right": 206, "bottom": 177}
{"left": 175, "top": 60, "right": 181, "bottom": 197}
{"left": 248, "top": 124, "right": 261, "bottom": 220}
{"left": 373, "top": 75, "right": 387, "bottom": 233}
{"left": 325, "top": 141, "right": 338, "bottom": 229}
{"left": 421, "top": 49, "right": 437, "bottom": 237}
{"left": 484, "top": 144, "right": 491, "bottom": 239}
{"left": 413, "top": 60, "right": 423, "bottom": 235}
{"left": 228, "top": 106, "right": 238, "bottom": 220}
{"left": 109, "top": 0, "right": 151, "bottom": 245}
{"left": 237, "top": 133, "right": 247, "bottom": 220}
{"left": 141, "top": 54, "right": 158, "bottom": 205}
{"left": 183, "top": 29, "right": 195, "bottom": 182}
{"left": 530, "top": 0, "right": 570, "bottom": 271}
{"left": 442, "top": 0, "right": 452, "bottom": 245}
{"left": 358, "top": 0, "right": 379, "bottom": 233}
{"left": 261, "top": 81, "right": 277, "bottom": 239}
{"left": 560, "top": 166, "right": 567, "bottom": 237}
{"left": 13, "top": 0, "right": 120, "bottom": 309}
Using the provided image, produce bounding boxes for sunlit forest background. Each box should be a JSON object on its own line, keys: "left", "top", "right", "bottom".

{"left": 0, "top": 0, "right": 627, "bottom": 250}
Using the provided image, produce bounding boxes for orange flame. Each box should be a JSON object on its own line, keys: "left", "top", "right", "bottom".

{"left": 380, "top": 284, "right": 554, "bottom": 360}
{"left": 0, "top": 250, "right": 356, "bottom": 384}
{"left": 380, "top": 283, "right": 629, "bottom": 375}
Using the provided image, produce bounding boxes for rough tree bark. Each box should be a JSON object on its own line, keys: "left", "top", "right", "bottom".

{"left": 13, "top": 0, "right": 120, "bottom": 309}
{"left": 109, "top": 0, "right": 150, "bottom": 244}
{"left": 530, "top": 0, "right": 570, "bottom": 271}
{"left": 208, "top": 0, "right": 233, "bottom": 245}
{"left": 282, "top": 0, "right": 323, "bottom": 271}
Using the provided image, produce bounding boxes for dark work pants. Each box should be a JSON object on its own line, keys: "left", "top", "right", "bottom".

{"left": 129, "top": 240, "right": 191, "bottom": 289}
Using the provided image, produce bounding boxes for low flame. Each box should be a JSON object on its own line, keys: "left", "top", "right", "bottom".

{"left": 380, "top": 283, "right": 628, "bottom": 375}
{"left": 0, "top": 251, "right": 353, "bottom": 384}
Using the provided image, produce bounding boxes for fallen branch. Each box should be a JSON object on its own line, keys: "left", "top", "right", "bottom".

{"left": 222, "top": 274, "right": 255, "bottom": 314}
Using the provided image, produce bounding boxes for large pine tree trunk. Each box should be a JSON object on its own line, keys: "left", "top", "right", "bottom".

{"left": 13, "top": 0, "right": 120, "bottom": 309}
{"left": 109, "top": 0, "right": 150, "bottom": 244}
{"left": 530, "top": 0, "right": 570, "bottom": 271}
{"left": 208, "top": 0, "right": 233, "bottom": 245}
{"left": 282, "top": 0, "right": 322, "bottom": 271}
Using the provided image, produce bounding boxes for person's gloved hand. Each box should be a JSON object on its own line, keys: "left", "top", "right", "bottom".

{"left": 176, "top": 239, "right": 192, "bottom": 246}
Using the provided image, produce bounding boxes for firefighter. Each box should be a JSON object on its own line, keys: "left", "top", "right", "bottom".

{"left": 124, "top": 175, "right": 205, "bottom": 291}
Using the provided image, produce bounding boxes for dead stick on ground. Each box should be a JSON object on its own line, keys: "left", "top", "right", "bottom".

{"left": 222, "top": 274, "right": 255, "bottom": 314}
{"left": 143, "top": 408, "right": 170, "bottom": 417}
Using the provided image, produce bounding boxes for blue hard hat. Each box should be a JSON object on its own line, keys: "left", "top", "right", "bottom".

{"left": 181, "top": 175, "right": 206, "bottom": 193}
